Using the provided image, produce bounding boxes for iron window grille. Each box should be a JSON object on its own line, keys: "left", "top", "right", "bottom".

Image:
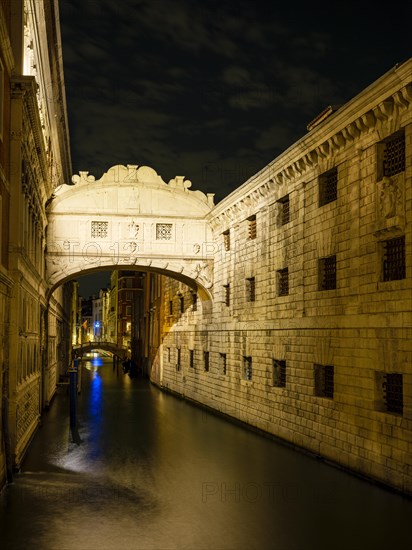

{"left": 176, "top": 348, "right": 181, "bottom": 371}
{"left": 246, "top": 277, "right": 256, "bottom": 302}
{"left": 278, "top": 195, "right": 290, "bottom": 225}
{"left": 314, "top": 364, "right": 334, "bottom": 398}
{"left": 223, "top": 230, "right": 230, "bottom": 251}
{"left": 383, "top": 373, "right": 403, "bottom": 414}
{"left": 319, "top": 167, "right": 338, "bottom": 207}
{"left": 382, "top": 236, "right": 406, "bottom": 281}
{"left": 277, "top": 268, "right": 289, "bottom": 296}
{"left": 273, "top": 359, "right": 286, "bottom": 387}
{"left": 243, "top": 356, "right": 252, "bottom": 381}
{"left": 318, "top": 255, "right": 337, "bottom": 290}
{"left": 224, "top": 284, "right": 230, "bottom": 306}
{"left": 248, "top": 215, "right": 257, "bottom": 240}
{"left": 189, "top": 349, "right": 194, "bottom": 369}
{"left": 204, "top": 351, "right": 210, "bottom": 372}
{"left": 383, "top": 133, "right": 405, "bottom": 177}
{"left": 220, "top": 353, "right": 227, "bottom": 375}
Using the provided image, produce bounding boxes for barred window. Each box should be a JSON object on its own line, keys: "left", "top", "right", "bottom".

{"left": 91, "top": 221, "right": 108, "bottom": 238}
{"left": 319, "top": 167, "right": 338, "bottom": 206}
{"left": 248, "top": 215, "right": 257, "bottom": 240}
{"left": 191, "top": 293, "right": 198, "bottom": 311}
{"left": 179, "top": 296, "right": 185, "bottom": 313}
{"left": 278, "top": 195, "right": 290, "bottom": 225}
{"left": 382, "top": 236, "right": 405, "bottom": 281}
{"left": 204, "top": 351, "right": 210, "bottom": 372}
{"left": 273, "top": 359, "right": 286, "bottom": 387}
{"left": 383, "top": 133, "right": 405, "bottom": 177}
{"left": 246, "top": 277, "right": 256, "bottom": 302}
{"left": 224, "top": 284, "right": 230, "bottom": 306}
{"left": 220, "top": 353, "right": 227, "bottom": 375}
{"left": 243, "top": 356, "right": 252, "bottom": 381}
{"left": 167, "top": 347, "right": 171, "bottom": 362}
{"left": 176, "top": 348, "right": 181, "bottom": 371}
{"left": 314, "top": 364, "right": 334, "bottom": 398}
{"left": 189, "top": 349, "right": 194, "bottom": 369}
{"left": 156, "top": 223, "right": 173, "bottom": 240}
{"left": 223, "top": 230, "right": 230, "bottom": 251}
{"left": 277, "top": 268, "right": 289, "bottom": 296}
{"left": 383, "top": 373, "right": 403, "bottom": 414}
{"left": 318, "top": 255, "right": 336, "bottom": 290}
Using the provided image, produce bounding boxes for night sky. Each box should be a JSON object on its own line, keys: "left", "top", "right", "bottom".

{"left": 58, "top": 0, "right": 410, "bottom": 296}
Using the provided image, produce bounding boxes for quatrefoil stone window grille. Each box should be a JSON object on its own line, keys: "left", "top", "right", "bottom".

{"left": 91, "top": 221, "right": 109, "bottom": 238}
{"left": 156, "top": 223, "right": 173, "bottom": 240}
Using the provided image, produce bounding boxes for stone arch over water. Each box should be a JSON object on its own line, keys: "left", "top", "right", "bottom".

{"left": 45, "top": 164, "right": 215, "bottom": 300}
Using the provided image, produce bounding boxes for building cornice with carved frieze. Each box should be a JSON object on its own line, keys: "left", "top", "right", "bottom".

{"left": 11, "top": 75, "right": 49, "bottom": 228}
{"left": 208, "top": 59, "right": 412, "bottom": 231}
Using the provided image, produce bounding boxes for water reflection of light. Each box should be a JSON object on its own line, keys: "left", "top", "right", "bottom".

{"left": 84, "top": 355, "right": 103, "bottom": 372}
{"left": 88, "top": 365, "right": 103, "bottom": 464}
{"left": 90, "top": 370, "right": 103, "bottom": 415}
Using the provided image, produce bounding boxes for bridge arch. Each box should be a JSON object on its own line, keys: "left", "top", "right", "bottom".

{"left": 72, "top": 341, "right": 129, "bottom": 361}
{"left": 45, "top": 165, "right": 215, "bottom": 300}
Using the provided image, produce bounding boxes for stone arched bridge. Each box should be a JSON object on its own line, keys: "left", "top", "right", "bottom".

{"left": 46, "top": 164, "right": 215, "bottom": 301}
{"left": 72, "top": 341, "right": 129, "bottom": 361}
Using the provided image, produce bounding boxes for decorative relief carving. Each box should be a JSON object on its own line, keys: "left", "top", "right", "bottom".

{"left": 72, "top": 171, "right": 96, "bottom": 185}
{"left": 193, "top": 261, "right": 213, "bottom": 288}
{"left": 168, "top": 175, "right": 192, "bottom": 191}
{"left": 376, "top": 174, "right": 404, "bottom": 229}
{"left": 68, "top": 165, "right": 214, "bottom": 206}
{"left": 127, "top": 220, "right": 140, "bottom": 238}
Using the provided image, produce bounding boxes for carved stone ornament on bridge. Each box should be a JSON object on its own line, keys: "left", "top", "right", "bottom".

{"left": 127, "top": 220, "right": 140, "bottom": 238}
{"left": 193, "top": 261, "right": 213, "bottom": 288}
{"left": 68, "top": 165, "right": 215, "bottom": 206}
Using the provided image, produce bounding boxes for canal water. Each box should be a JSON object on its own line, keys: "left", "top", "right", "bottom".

{"left": 1, "top": 357, "right": 411, "bottom": 550}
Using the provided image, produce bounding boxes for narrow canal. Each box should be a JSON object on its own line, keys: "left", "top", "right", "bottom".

{"left": 1, "top": 356, "right": 411, "bottom": 550}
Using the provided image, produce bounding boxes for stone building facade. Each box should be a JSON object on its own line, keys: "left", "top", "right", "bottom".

{"left": 0, "top": 0, "right": 14, "bottom": 486}
{"left": 150, "top": 59, "right": 412, "bottom": 495}
{"left": 0, "top": 0, "right": 72, "bottom": 488}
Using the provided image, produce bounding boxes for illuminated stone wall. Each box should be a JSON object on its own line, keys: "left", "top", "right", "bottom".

{"left": 1, "top": 0, "right": 72, "bottom": 474}
{"left": 153, "top": 59, "right": 412, "bottom": 495}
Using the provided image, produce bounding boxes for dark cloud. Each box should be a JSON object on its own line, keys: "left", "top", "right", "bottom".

{"left": 59, "top": 0, "right": 410, "bottom": 203}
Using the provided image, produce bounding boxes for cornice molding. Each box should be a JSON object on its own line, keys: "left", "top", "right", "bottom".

{"left": 209, "top": 67, "right": 412, "bottom": 230}
{"left": 11, "top": 76, "right": 48, "bottom": 182}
